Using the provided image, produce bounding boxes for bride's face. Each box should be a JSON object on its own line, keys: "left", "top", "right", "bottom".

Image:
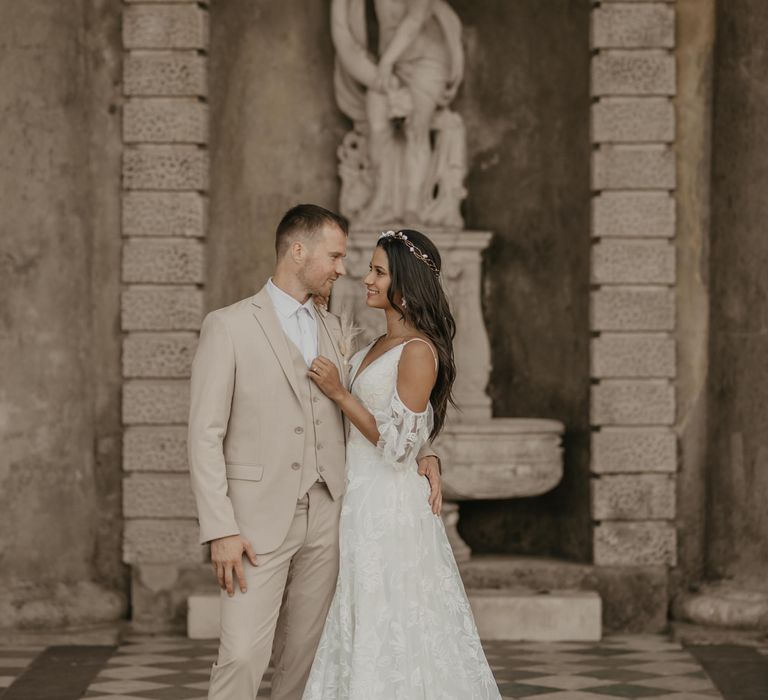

{"left": 363, "top": 246, "right": 398, "bottom": 309}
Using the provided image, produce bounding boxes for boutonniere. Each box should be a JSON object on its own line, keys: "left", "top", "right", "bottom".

{"left": 338, "top": 306, "right": 362, "bottom": 359}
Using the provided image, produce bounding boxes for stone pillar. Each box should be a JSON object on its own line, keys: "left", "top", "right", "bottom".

{"left": 589, "top": 1, "right": 678, "bottom": 568}
{"left": 121, "top": 0, "right": 211, "bottom": 630}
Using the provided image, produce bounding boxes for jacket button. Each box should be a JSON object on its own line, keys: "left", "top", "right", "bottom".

{"left": 295, "top": 426, "right": 304, "bottom": 434}
{"left": 291, "top": 462, "right": 301, "bottom": 470}
{"left": 318, "top": 465, "right": 325, "bottom": 473}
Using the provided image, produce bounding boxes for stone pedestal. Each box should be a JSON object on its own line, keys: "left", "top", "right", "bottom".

{"left": 331, "top": 229, "right": 565, "bottom": 558}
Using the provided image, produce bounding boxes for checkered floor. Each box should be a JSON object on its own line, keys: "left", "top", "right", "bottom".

{"left": 0, "top": 635, "right": 749, "bottom": 699}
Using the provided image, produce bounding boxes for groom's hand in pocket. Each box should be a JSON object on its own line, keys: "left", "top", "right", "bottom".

{"left": 210, "top": 534, "right": 258, "bottom": 596}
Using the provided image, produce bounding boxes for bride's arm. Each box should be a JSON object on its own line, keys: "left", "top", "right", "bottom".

{"left": 308, "top": 342, "right": 437, "bottom": 448}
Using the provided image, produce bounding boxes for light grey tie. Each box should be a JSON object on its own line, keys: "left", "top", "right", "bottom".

{"left": 296, "top": 306, "right": 316, "bottom": 366}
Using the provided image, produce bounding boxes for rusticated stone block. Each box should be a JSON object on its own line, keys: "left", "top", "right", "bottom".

{"left": 592, "top": 380, "right": 675, "bottom": 426}
{"left": 124, "top": 426, "right": 188, "bottom": 472}
{"left": 592, "top": 428, "right": 676, "bottom": 473}
{"left": 124, "top": 98, "right": 208, "bottom": 144}
{"left": 123, "top": 146, "right": 208, "bottom": 191}
{"left": 124, "top": 4, "right": 208, "bottom": 50}
{"left": 123, "top": 332, "right": 198, "bottom": 378}
{"left": 592, "top": 240, "right": 675, "bottom": 284}
{"left": 592, "top": 98, "right": 674, "bottom": 143}
{"left": 124, "top": 519, "right": 202, "bottom": 564}
{"left": 122, "top": 285, "right": 203, "bottom": 331}
{"left": 594, "top": 521, "right": 677, "bottom": 566}
{"left": 123, "top": 192, "right": 206, "bottom": 238}
{"left": 592, "top": 192, "right": 675, "bottom": 238}
{"left": 124, "top": 474, "right": 197, "bottom": 518}
{"left": 592, "top": 474, "right": 676, "bottom": 520}
{"left": 592, "top": 333, "right": 675, "bottom": 378}
{"left": 591, "top": 287, "right": 675, "bottom": 331}
{"left": 592, "top": 4, "right": 674, "bottom": 49}
{"left": 123, "top": 379, "right": 190, "bottom": 425}
{"left": 124, "top": 51, "right": 207, "bottom": 97}
{"left": 123, "top": 238, "right": 204, "bottom": 284}
{"left": 592, "top": 50, "right": 675, "bottom": 96}
{"left": 593, "top": 145, "right": 675, "bottom": 190}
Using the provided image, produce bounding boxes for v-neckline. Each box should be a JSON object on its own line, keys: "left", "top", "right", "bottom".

{"left": 350, "top": 337, "right": 408, "bottom": 389}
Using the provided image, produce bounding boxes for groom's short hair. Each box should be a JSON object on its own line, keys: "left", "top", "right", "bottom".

{"left": 275, "top": 204, "right": 349, "bottom": 258}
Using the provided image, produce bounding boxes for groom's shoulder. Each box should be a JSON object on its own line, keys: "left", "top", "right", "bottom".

{"left": 203, "top": 294, "right": 258, "bottom": 328}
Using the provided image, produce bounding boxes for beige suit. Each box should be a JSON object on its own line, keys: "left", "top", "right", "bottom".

{"left": 188, "top": 285, "right": 436, "bottom": 699}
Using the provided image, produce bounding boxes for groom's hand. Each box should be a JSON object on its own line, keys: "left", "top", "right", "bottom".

{"left": 417, "top": 455, "right": 443, "bottom": 516}
{"left": 210, "top": 534, "right": 258, "bottom": 596}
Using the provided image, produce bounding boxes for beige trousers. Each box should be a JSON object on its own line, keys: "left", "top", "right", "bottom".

{"left": 208, "top": 482, "right": 341, "bottom": 700}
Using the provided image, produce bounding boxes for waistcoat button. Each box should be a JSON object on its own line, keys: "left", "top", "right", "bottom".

{"left": 318, "top": 465, "right": 325, "bottom": 473}
{"left": 317, "top": 442, "right": 323, "bottom": 450}
{"left": 291, "top": 462, "right": 301, "bottom": 470}
{"left": 312, "top": 396, "right": 320, "bottom": 403}
{"left": 294, "top": 426, "right": 304, "bottom": 434}
{"left": 315, "top": 419, "right": 322, "bottom": 425}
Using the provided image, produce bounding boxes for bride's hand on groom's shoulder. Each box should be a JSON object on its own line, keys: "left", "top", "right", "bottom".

{"left": 308, "top": 356, "right": 345, "bottom": 402}
{"left": 210, "top": 534, "right": 258, "bottom": 597}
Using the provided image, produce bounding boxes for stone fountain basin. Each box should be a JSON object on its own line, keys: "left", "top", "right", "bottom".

{"left": 435, "top": 418, "right": 564, "bottom": 501}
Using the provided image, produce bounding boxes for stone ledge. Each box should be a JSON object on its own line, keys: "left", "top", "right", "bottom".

{"left": 593, "top": 145, "right": 675, "bottom": 190}
{"left": 591, "top": 379, "right": 675, "bottom": 426}
{"left": 124, "top": 51, "right": 207, "bottom": 97}
{"left": 592, "top": 239, "right": 675, "bottom": 284}
{"left": 592, "top": 192, "right": 675, "bottom": 238}
{"left": 592, "top": 473, "right": 676, "bottom": 520}
{"left": 123, "top": 4, "right": 209, "bottom": 50}
{"left": 121, "top": 285, "right": 203, "bottom": 331}
{"left": 591, "top": 333, "right": 675, "bottom": 378}
{"left": 592, "top": 4, "right": 674, "bottom": 49}
{"left": 123, "top": 379, "right": 190, "bottom": 425}
{"left": 591, "top": 428, "right": 676, "bottom": 473}
{"left": 591, "top": 286, "right": 675, "bottom": 331}
{"left": 124, "top": 519, "right": 202, "bottom": 564}
{"left": 123, "top": 332, "right": 198, "bottom": 378}
{"left": 592, "top": 50, "right": 675, "bottom": 96}
{"left": 124, "top": 98, "right": 208, "bottom": 144}
{"left": 592, "top": 98, "right": 674, "bottom": 143}
{"left": 123, "top": 146, "right": 208, "bottom": 191}
{"left": 123, "top": 238, "right": 204, "bottom": 284}
{"left": 123, "top": 192, "right": 206, "bottom": 238}
{"left": 124, "top": 473, "right": 197, "bottom": 519}
{"left": 124, "top": 426, "right": 188, "bottom": 472}
{"left": 594, "top": 521, "right": 677, "bottom": 566}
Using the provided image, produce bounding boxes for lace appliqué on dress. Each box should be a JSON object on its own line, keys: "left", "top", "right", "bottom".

{"left": 373, "top": 389, "right": 434, "bottom": 469}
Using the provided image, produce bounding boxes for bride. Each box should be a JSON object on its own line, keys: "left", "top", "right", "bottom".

{"left": 303, "top": 229, "right": 500, "bottom": 699}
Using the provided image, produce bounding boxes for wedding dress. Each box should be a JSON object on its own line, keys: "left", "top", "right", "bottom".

{"left": 303, "top": 339, "right": 501, "bottom": 700}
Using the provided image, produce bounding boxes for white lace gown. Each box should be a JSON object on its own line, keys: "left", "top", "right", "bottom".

{"left": 303, "top": 340, "right": 501, "bottom": 700}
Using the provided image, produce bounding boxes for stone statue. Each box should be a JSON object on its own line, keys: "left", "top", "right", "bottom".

{"left": 331, "top": 0, "right": 466, "bottom": 228}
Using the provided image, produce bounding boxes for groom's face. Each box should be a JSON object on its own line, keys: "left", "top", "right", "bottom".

{"left": 299, "top": 223, "right": 347, "bottom": 299}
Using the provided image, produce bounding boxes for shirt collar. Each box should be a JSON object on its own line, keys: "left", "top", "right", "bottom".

{"left": 267, "top": 278, "right": 316, "bottom": 320}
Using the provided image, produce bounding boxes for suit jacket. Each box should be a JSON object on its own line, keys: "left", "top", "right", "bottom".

{"left": 188, "top": 284, "right": 437, "bottom": 553}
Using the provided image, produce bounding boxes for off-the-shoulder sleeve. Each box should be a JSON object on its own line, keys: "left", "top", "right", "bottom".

{"left": 373, "top": 388, "right": 434, "bottom": 469}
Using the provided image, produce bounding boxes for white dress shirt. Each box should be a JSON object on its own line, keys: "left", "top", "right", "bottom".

{"left": 266, "top": 278, "right": 318, "bottom": 366}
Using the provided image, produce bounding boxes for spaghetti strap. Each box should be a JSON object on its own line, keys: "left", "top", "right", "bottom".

{"left": 402, "top": 337, "right": 439, "bottom": 370}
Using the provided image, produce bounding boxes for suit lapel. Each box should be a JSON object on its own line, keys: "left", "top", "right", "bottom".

{"left": 316, "top": 306, "right": 346, "bottom": 384}
{"left": 251, "top": 287, "right": 303, "bottom": 403}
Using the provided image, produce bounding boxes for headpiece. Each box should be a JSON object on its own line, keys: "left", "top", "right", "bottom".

{"left": 378, "top": 230, "right": 440, "bottom": 278}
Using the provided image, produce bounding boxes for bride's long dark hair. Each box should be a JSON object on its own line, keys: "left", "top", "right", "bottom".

{"left": 377, "top": 229, "right": 457, "bottom": 439}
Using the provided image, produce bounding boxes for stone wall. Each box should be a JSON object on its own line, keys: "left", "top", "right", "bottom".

{"left": 707, "top": 0, "right": 768, "bottom": 583}
{"left": 0, "top": 0, "right": 125, "bottom": 628}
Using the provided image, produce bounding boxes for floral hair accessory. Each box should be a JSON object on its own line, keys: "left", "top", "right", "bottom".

{"left": 378, "top": 230, "right": 440, "bottom": 278}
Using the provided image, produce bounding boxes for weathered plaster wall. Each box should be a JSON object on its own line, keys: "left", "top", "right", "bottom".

{"left": 207, "top": 0, "right": 346, "bottom": 310}
{"left": 207, "top": 0, "right": 592, "bottom": 558}
{"left": 707, "top": 0, "right": 768, "bottom": 582}
{"left": 675, "top": 0, "right": 715, "bottom": 588}
{"left": 453, "top": 0, "right": 592, "bottom": 559}
{"left": 0, "top": 0, "right": 125, "bottom": 627}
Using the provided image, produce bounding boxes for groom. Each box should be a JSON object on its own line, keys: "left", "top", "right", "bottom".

{"left": 188, "top": 204, "right": 443, "bottom": 700}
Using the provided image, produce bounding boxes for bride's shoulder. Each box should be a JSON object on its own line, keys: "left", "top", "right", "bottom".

{"left": 399, "top": 336, "right": 438, "bottom": 371}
